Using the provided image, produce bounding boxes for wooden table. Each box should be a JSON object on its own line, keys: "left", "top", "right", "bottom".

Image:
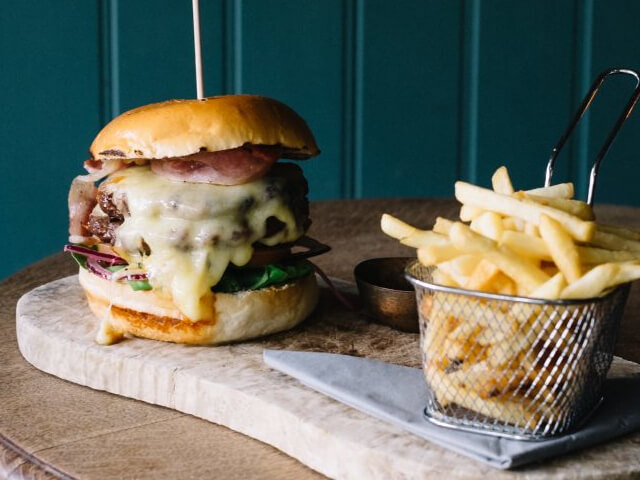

{"left": 2, "top": 198, "right": 640, "bottom": 480}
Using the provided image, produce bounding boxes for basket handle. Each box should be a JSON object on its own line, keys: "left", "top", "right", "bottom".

{"left": 545, "top": 68, "right": 640, "bottom": 205}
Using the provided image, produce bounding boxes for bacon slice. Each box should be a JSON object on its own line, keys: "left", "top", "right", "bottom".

{"left": 150, "top": 145, "right": 282, "bottom": 185}
{"left": 68, "top": 160, "right": 123, "bottom": 242}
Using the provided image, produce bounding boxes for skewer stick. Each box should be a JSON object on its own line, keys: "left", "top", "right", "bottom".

{"left": 192, "top": 0, "right": 205, "bottom": 99}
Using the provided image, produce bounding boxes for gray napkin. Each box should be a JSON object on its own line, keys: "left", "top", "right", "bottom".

{"left": 263, "top": 349, "right": 640, "bottom": 469}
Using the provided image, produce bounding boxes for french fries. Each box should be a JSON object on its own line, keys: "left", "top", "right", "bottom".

{"left": 591, "top": 228, "right": 640, "bottom": 253}
{"left": 526, "top": 182, "right": 574, "bottom": 199}
{"left": 520, "top": 193, "right": 594, "bottom": 221}
{"left": 455, "top": 181, "right": 595, "bottom": 241}
{"left": 470, "top": 211, "right": 503, "bottom": 241}
{"left": 539, "top": 214, "right": 581, "bottom": 283}
{"left": 491, "top": 166, "right": 515, "bottom": 195}
{"left": 383, "top": 165, "right": 640, "bottom": 428}
{"left": 380, "top": 213, "right": 419, "bottom": 240}
{"left": 449, "top": 222, "right": 549, "bottom": 293}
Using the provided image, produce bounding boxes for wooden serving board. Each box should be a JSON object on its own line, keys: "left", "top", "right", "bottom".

{"left": 15, "top": 275, "right": 640, "bottom": 480}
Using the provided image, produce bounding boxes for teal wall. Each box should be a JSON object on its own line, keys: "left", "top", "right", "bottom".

{"left": 2, "top": 0, "right": 640, "bottom": 280}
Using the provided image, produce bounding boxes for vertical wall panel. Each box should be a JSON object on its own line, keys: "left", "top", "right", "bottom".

{"left": 5, "top": 1, "right": 640, "bottom": 282}
{"left": 117, "top": 0, "right": 225, "bottom": 114}
{"left": 358, "top": 0, "right": 461, "bottom": 198}
{"left": 0, "top": 1, "right": 101, "bottom": 280}
{"left": 472, "top": 0, "right": 576, "bottom": 191}
{"left": 583, "top": 0, "right": 640, "bottom": 206}
{"left": 237, "top": 0, "right": 345, "bottom": 200}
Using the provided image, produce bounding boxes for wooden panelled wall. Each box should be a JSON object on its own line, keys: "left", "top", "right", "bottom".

{"left": 2, "top": 0, "right": 640, "bottom": 280}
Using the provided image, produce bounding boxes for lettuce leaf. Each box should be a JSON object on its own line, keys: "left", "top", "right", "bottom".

{"left": 212, "top": 261, "right": 314, "bottom": 293}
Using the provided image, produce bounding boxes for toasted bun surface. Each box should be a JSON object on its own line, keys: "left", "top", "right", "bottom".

{"left": 91, "top": 95, "right": 319, "bottom": 161}
{"left": 78, "top": 268, "right": 319, "bottom": 344}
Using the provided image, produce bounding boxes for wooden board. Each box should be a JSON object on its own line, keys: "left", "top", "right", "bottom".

{"left": 15, "top": 275, "right": 640, "bottom": 480}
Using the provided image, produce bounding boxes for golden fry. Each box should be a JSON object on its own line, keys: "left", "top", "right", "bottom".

{"left": 433, "top": 217, "right": 455, "bottom": 235}
{"left": 449, "top": 222, "right": 550, "bottom": 293}
{"left": 417, "top": 243, "right": 460, "bottom": 265}
{"left": 491, "top": 166, "right": 515, "bottom": 195}
{"left": 470, "top": 211, "right": 503, "bottom": 241}
{"left": 521, "top": 193, "right": 594, "bottom": 221}
{"left": 529, "top": 272, "right": 567, "bottom": 300}
{"left": 539, "top": 214, "right": 581, "bottom": 283}
{"left": 591, "top": 229, "right": 640, "bottom": 253}
{"left": 598, "top": 224, "right": 640, "bottom": 242}
{"left": 526, "top": 182, "right": 574, "bottom": 199}
{"left": 460, "top": 204, "right": 485, "bottom": 222}
{"left": 455, "top": 181, "right": 595, "bottom": 242}
{"left": 465, "top": 259, "right": 500, "bottom": 291}
{"left": 380, "top": 213, "right": 417, "bottom": 239}
{"left": 401, "top": 230, "right": 449, "bottom": 248}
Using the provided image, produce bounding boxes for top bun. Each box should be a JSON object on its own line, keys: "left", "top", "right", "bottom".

{"left": 90, "top": 95, "right": 319, "bottom": 161}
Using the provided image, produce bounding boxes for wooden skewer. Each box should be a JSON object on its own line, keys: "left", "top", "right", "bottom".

{"left": 192, "top": 0, "right": 204, "bottom": 99}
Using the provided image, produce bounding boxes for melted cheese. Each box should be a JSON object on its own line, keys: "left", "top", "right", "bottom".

{"left": 103, "top": 166, "right": 303, "bottom": 321}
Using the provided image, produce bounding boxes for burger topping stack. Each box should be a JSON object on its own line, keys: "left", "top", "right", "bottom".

{"left": 66, "top": 95, "right": 320, "bottom": 345}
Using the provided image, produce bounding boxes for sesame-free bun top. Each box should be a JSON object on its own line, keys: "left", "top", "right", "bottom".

{"left": 90, "top": 95, "right": 319, "bottom": 161}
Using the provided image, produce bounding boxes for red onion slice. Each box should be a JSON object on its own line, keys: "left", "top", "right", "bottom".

{"left": 84, "top": 256, "right": 149, "bottom": 283}
{"left": 64, "top": 244, "right": 127, "bottom": 266}
{"left": 65, "top": 244, "right": 148, "bottom": 282}
{"left": 312, "top": 263, "right": 360, "bottom": 312}
{"left": 86, "top": 257, "right": 115, "bottom": 280}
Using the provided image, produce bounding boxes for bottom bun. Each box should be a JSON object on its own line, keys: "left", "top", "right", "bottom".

{"left": 78, "top": 268, "right": 319, "bottom": 345}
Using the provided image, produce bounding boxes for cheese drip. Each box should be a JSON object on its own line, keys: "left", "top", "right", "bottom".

{"left": 103, "top": 166, "right": 303, "bottom": 320}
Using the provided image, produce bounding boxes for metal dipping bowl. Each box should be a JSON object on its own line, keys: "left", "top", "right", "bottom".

{"left": 354, "top": 257, "right": 418, "bottom": 333}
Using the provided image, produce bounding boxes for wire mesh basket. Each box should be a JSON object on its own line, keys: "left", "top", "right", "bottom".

{"left": 401, "top": 68, "right": 640, "bottom": 439}
{"left": 405, "top": 261, "right": 630, "bottom": 439}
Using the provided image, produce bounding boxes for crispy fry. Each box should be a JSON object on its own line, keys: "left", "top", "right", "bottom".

{"left": 380, "top": 213, "right": 417, "bottom": 239}
{"left": 432, "top": 268, "right": 459, "bottom": 287}
{"left": 455, "top": 181, "right": 595, "bottom": 242}
{"left": 591, "top": 229, "right": 640, "bottom": 253}
{"left": 524, "top": 222, "right": 540, "bottom": 237}
{"left": 613, "top": 261, "right": 640, "bottom": 284}
{"left": 539, "top": 214, "right": 581, "bottom": 283}
{"left": 501, "top": 230, "right": 552, "bottom": 261}
{"left": 502, "top": 230, "right": 640, "bottom": 264}
{"left": 529, "top": 272, "right": 567, "bottom": 300}
{"left": 491, "top": 166, "right": 515, "bottom": 194}
{"left": 437, "top": 254, "right": 480, "bottom": 286}
{"left": 502, "top": 216, "right": 525, "bottom": 232}
{"left": 599, "top": 224, "right": 640, "bottom": 242}
{"left": 401, "top": 230, "right": 449, "bottom": 248}
{"left": 578, "top": 246, "right": 640, "bottom": 264}
{"left": 561, "top": 264, "right": 619, "bottom": 299}
{"left": 520, "top": 193, "right": 594, "bottom": 221}
{"left": 490, "top": 272, "right": 517, "bottom": 295}
{"left": 470, "top": 211, "right": 503, "bottom": 241}
{"left": 449, "top": 222, "right": 550, "bottom": 293}
{"left": 460, "top": 204, "right": 485, "bottom": 222}
{"left": 417, "top": 243, "right": 460, "bottom": 265}
{"left": 465, "top": 259, "right": 500, "bottom": 291}
{"left": 525, "top": 182, "right": 574, "bottom": 199}
{"left": 433, "top": 217, "right": 455, "bottom": 235}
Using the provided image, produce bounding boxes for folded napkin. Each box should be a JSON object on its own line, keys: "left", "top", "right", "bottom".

{"left": 263, "top": 350, "right": 640, "bottom": 469}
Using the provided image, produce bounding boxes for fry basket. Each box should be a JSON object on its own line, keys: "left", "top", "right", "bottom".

{"left": 404, "top": 68, "right": 640, "bottom": 439}
{"left": 406, "top": 262, "right": 630, "bottom": 439}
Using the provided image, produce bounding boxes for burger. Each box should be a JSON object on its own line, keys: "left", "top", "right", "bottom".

{"left": 66, "top": 95, "right": 321, "bottom": 345}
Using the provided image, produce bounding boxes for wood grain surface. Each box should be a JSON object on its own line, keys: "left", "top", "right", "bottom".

{"left": 2, "top": 199, "right": 640, "bottom": 480}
